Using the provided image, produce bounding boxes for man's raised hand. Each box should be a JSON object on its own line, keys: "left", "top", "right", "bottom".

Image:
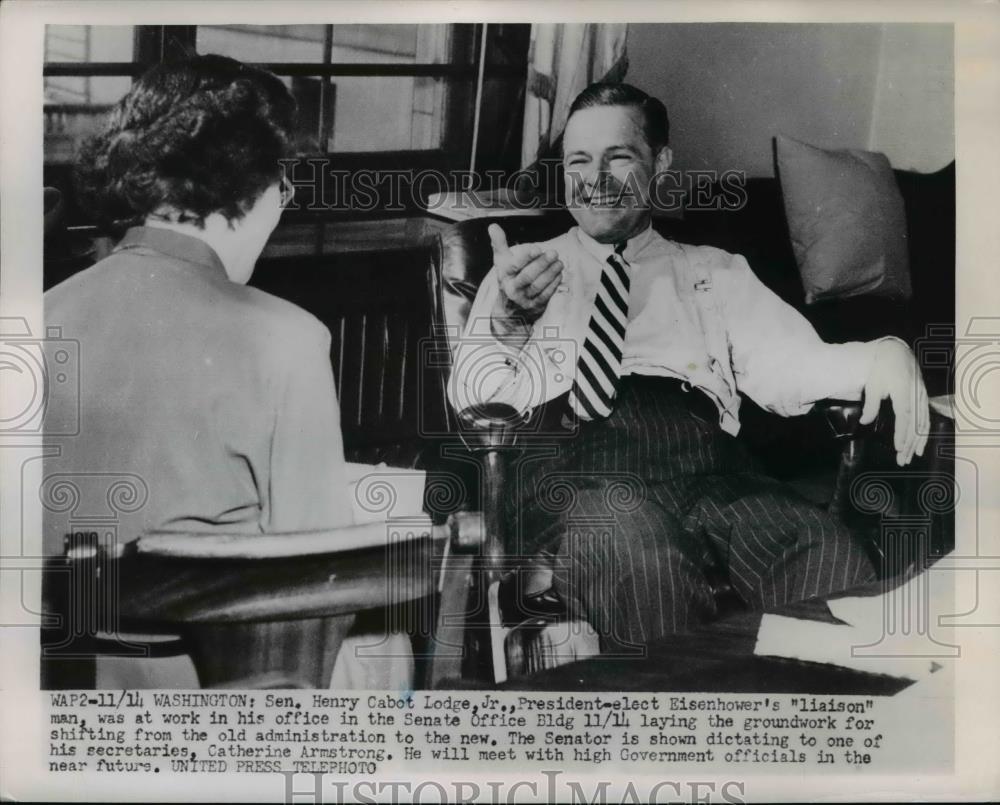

{"left": 489, "top": 223, "right": 563, "bottom": 345}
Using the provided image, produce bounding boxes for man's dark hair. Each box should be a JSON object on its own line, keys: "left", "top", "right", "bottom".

{"left": 566, "top": 82, "right": 670, "bottom": 153}
{"left": 75, "top": 54, "right": 297, "bottom": 228}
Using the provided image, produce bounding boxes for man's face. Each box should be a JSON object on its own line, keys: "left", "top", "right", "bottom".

{"left": 562, "top": 104, "right": 671, "bottom": 243}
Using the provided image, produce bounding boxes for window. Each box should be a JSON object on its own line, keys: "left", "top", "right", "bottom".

{"left": 43, "top": 24, "right": 529, "bottom": 221}
{"left": 44, "top": 26, "right": 135, "bottom": 163}
{"left": 195, "top": 24, "right": 460, "bottom": 153}
{"left": 43, "top": 24, "right": 489, "bottom": 160}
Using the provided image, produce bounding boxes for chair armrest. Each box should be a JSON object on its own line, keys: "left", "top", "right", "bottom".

{"left": 137, "top": 516, "right": 436, "bottom": 560}
{"left": 815, "top": 399, "right": 865, "bottom": 440}
{"left": 55, "top": 512, "right": 486, "bottom": 625}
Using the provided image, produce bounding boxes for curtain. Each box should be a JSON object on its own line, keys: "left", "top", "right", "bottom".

{"left": 520, "top": 23, "right": 629, "bottom": 169}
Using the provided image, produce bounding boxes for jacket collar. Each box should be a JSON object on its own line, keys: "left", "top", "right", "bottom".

{"left": 114, "top": 225, "right": 228, "bottom": 278}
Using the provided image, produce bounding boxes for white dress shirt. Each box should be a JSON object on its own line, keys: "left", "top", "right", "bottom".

{"left": 448, "top": 224, "right": 885, "bottom": 435}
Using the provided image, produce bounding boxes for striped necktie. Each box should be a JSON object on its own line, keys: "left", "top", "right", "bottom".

{"left": 566, "top": 242, "right": 631, "bottom": 423}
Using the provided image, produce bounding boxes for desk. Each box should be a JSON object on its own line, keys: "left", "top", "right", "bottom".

{"left": 501, "top": 591, "right": 913, "bottom": 695}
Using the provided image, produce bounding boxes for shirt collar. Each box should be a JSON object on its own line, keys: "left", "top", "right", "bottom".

{"left": 573, "top": 222, "right": 656, "bottom": 264}
{"left": 113, "top": 225, "right": 228, "bottom": 278}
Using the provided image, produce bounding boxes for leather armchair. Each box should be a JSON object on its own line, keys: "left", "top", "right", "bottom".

{"left": 427, "top": 214, "right": 882, "bottom": 685}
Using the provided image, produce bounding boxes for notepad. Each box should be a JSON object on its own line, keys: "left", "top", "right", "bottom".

{"left": 754, "top": 570, "right": 955, "bottom": 681}
{"left": 754, "top": 614, "right": 944, "bottom": 681}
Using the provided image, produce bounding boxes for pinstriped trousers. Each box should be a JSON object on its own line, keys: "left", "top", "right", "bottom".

{"left": 511, "top": 376, "right": 876, "bottom": 653}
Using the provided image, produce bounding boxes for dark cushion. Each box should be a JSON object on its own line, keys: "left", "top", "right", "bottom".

{"left": 894, "top": 161, "right": 955, "bottom": 343}
{"left": 803, "top": 295, "right": 913, "bottom": 344}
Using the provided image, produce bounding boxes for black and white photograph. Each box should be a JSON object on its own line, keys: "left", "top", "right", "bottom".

{"left": 1, "top": 1, "right": 997, "bottom": 802}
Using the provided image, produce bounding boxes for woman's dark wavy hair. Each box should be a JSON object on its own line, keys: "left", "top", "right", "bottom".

{"left": 75, "top": 54, "right": 296, "bottom": 229}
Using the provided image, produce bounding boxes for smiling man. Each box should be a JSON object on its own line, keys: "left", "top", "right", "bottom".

{"left": 449, "top": 82, "right": 928, "bottom": 652}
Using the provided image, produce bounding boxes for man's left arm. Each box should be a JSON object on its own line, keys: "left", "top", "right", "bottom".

{"left": 722, "top": 253, "right": 929, "bottom": 466}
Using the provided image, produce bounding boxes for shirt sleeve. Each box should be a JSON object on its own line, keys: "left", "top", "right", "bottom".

{"left": 446, "top": 266, "right": 556, "bottom": 415}
{"left": 267, "top": 320, "right": 354, "bottom": 532}
{"left": 720, "top": 253, "right": 885, "bottom": 417}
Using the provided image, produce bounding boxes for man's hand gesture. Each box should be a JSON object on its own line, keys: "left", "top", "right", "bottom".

{"left": 489, "top": 223, "right": 563, "bottom": 347}
{"left": 860, "top": 339, "right": 930, "bottom": 466}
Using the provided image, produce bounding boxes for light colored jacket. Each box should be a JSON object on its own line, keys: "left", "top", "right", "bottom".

{"left": 43, "top": 226, "right": 352, "bottom": 554}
